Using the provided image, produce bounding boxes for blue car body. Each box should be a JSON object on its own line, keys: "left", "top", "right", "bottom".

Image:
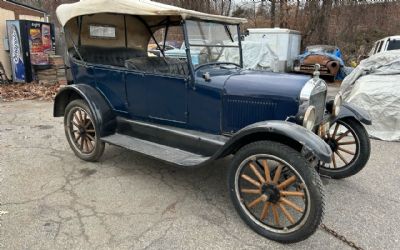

{"left": 69, "top": 58, "right": 311, "bottom": 135}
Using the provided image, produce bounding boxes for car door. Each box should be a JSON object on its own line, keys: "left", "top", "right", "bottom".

{"left": 126, "top": 71, "right": 188, "bottom": 124}
{"left": 94, "top": 65, "right": 128, "bottom": 113}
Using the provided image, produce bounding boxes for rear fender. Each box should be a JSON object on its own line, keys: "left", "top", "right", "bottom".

{"left": 219, "top": 121, "right": 332, "bottom": 163}
{"left": 53, "top": 84, "right": 116, "bottom": 137}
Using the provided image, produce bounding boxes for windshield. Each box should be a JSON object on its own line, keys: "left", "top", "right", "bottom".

{"left": 185, "top": 20, "right": 241, "bottom": 67}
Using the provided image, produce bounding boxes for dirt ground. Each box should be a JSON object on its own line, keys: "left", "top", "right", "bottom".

{"left": 0, "top": 100, "right": 399, "bottom": 250}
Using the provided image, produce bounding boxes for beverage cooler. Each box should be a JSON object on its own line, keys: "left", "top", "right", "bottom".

{"left": 7, "top": 20, "right": 55, "bottom": 83}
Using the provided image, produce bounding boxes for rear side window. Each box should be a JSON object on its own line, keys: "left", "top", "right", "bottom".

{"left": 377, "top": 41, "right": 384, "bottom": 53}
{"left": 387, "top": 40, "right": 400, "bottom": 51}
{"left": 89, "top": 25, "right": 116, "bottom": 39}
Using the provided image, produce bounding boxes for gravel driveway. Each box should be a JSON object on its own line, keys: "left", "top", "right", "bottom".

{"left": 0, "top": 100, "right": 399, "bottom": 249}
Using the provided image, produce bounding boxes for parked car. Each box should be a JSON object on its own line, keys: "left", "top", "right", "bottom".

{"left": 369, "top": 35, "right": 400, "bottom": 56}
{"left": 293, "top": 45, "right": 344, "bottom": 82}
{"left": 148, "top": 44, "right": 177, "bottom": 57}
{"left": 54, "top": 0, "right": 371, "bottom": 243}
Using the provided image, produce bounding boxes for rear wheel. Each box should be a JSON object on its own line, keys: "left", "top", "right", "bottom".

{"left": 228, "top": 141, "right": 324, "bottom": 243}
{"left": 64, "top": 99, "right": 105, "bottom": 162}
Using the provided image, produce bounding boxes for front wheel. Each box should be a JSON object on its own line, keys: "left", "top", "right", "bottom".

{"left": 228, "top": 141, "right": 324, "bottom": 243}
{"left": 320, "top": 117, "right": 371, "bottom": 179}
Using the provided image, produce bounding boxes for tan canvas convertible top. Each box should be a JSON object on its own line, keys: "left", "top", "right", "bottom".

{"left": 56, "top": 0, "right": 247, "bottom": 27}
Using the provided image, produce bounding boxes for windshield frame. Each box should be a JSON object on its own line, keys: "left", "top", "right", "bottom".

{"left": 182, "top": 19, "right": 243, "bottom": 71}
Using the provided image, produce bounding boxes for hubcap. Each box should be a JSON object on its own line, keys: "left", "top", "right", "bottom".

{"left": 261, "top": 184, "right": 281, "bottom": 203}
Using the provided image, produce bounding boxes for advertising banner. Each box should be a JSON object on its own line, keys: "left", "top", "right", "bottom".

{"left": 7, "top": 21, "right": 26, "bottom": 82}
{"left": 29, "top": 22, "right": 55, "bottom": 65}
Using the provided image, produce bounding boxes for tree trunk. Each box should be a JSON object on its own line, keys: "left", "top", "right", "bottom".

{"left": 270, "top": 0, "right": 276, "bottom": 27}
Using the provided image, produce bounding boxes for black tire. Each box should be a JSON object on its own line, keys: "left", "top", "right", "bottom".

{"left": 228, "top": 141, "right": 324, "bottom": 243}
{"left": 64, "top": 99, "right": 105, "bottom": 162}
{"left": 320, "top": 117, "right": 370, "bottom": 179}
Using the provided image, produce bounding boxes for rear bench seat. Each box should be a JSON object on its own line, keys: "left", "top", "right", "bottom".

{"left": 125, "top": 57, "right": 189, "bottom": 76}
{"left": 71, "top": 46, "right": 147, "bottom": 67}
{"left": 70, "top": 46, "right": 189, "bottom": 75}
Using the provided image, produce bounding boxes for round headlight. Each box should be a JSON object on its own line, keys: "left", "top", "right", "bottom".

{"left": 332, "top": 94, "right": 343, "bottom": 117}
{"left": 303, "top": 106, "right": 316, "bottom": 130}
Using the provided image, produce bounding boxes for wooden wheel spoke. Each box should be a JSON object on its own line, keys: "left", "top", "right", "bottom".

{"left": 335, "top": 151, "right": 349, "bottom": 164}
{"left": 278, "top": 203, "right": 295, "bottom": 224}
{"left": 241, "top": 188, "right": 261, "bottom": 194}
{"left": 332, "top": 153, "right": 337, "bottom": 168}
{"left": 280, "top": 197, "right": 304, "bottom": 213}
{"left": 332, "top": 123, "right": 339, "bottom": 139}
{"left": 272, "top": 165, "right": 283, "bottom": 184}
{"left": 78, "top": 110, "right": 84, "bottom": 125}
{"left": 247, "top": 195, "right": 266, "bottom": 208}
{"left": 74, "top": 133, "right": 82, "bottom": 143}
{"left": 74, "top": 113, "right": 81, "bottom": 124}
{"left": 249, "top": 162, "right": 266, "bottom": 183}
{"left": 86, "top": 138, "right": 94, "bottom": 151}
{"left": 86, "top": 129, "right": 95, "bottom": 133}
{"left": 277, "top": 175, "right": 297, "bottom": 190}
{"left": 280, "top": 191, "right": 304, "bottom": 197}
{"left": 86, "top": 133, "right": 95, "bottom": 142}
{"left": 337, "top": 147, "right": 355, "bottom": 155}
{"left": 84, "top": 119, "right": 92, "bottom": 129}
{"left": 338, "top": 141, "right": 356, "bottom": 145}
{"left": 261, "top": 160, "right": 272, "bottom": 184}
{"left": 79, "top": 136, "right": 84, "bottom": 150}
{"left": 260, "top": 202, "right": 271, "bottom": 221}
{"left": 84, "top": 137, "right": 90, "bottom": 153}
{"left": 241, "top": 174, "right": 261, "bottom": 188}
{"left": 336, "top": 130, "right": 351, "bottom": 142}
{"left": 72, "top": 121, "right": 81, "bottom": 128}
{"left": 271, "top": 204, "right": 280, "bottom": 226}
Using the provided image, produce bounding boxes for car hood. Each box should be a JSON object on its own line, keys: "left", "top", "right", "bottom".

{"left": 223, "top": 70, "right": 311, "bottom": 101}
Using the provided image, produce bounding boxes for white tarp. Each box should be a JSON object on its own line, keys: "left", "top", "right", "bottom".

{"left": 340, "top": 50, "right": 400, "bottom": 141}
{"left": 56, "top": 0, "right": 247, "bottom": 27}
{"left": 220, "top": 40, "right": 279, "bottom": 71}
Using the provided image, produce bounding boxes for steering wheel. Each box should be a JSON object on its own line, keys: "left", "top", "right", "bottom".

{"left": 209, "top": 40, "right": 225, "bottom": 61}
{"left": 200, "top": 40, "right": 225, "bottom": 63}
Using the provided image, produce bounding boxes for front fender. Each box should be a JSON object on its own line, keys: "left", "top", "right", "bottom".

{"left": 334, "top": 102, "right": 372, "bottom": 125}
{"left": 53, "top": 84, "right": 116, "bottom": 137}
{"left": 219, "top": 121, "right": 332, "bottom": 163}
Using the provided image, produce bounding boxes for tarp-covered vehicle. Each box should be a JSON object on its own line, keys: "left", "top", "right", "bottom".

{"left": 341, "top": 50, "right": 400, "bottom": 141}
{"left": 293, "top": 45, "right": 345, "bottom": 82}
{"left": 54, "top": 0, "right": 371, "bottom": 243}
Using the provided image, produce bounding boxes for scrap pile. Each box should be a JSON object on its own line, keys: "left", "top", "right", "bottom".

{"left": 36, "top": 55, "right": 67, "bottom": 86}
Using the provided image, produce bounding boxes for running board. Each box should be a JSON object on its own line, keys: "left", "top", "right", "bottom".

{"left": 101, "top": 133, "right": 210, "bottom": 167}
{"left": 116, "top": 117, "right": 228, "bottom": 156}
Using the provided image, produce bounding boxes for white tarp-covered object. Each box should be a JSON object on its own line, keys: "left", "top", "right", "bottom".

{"left": 219, "top": 40, "right": 280, "bottom": 71}
{"left": 340, "top": 50, "right": 400, "bottom": 141}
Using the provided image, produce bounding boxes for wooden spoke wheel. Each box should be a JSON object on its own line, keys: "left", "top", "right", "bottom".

{"left": 228, "top": 141, "right": 324, "bottom": 243}
{"left": 68, "top": 107, "right": 96, "bottom": 154}
{"left": 320, "top": 118, "right": 371, "bottom": 179}
{"left": 64, "top": 100, "right": 105, "bottom": 162}
{"left": 237, "top": 156, "right": 309, "bottom": 232}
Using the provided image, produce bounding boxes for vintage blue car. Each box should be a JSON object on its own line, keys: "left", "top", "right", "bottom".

{"left": 53, "top": 0, "right": 371, "bottom": 243}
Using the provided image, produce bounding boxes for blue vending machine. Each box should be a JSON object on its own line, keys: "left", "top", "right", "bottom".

{"left": 7, "top": 20, "right": 55, "bottom": 83}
